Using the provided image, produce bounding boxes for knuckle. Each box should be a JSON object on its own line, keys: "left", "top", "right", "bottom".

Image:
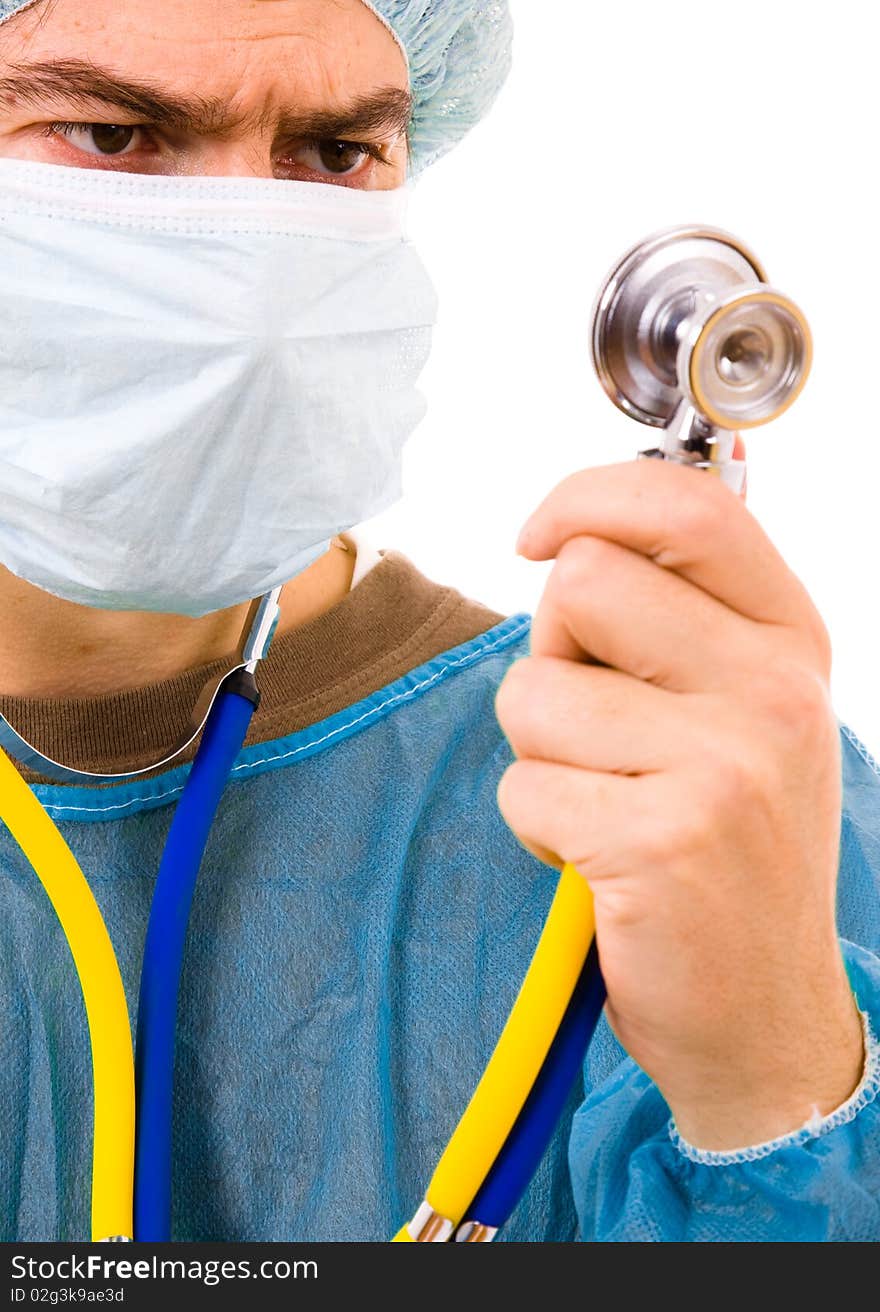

{"left": 549, "top": 535, "right": 615, "bottom": 601}
{"left": 634, "top": 752, "right": 771, "bottom": 870}
{"left": 759, "top": 663, "right": 833, "bottom": 740}
{"left": 807, "top": 615, "right": 833, "bottom": 676}
{"left": 636, "top": 814, "right": 703, "bottom": 868}
{"left": 703, "top": 747, "right": 769, "bottom": 811}
{"left": 495, "top": 656, "right": 557, "bottom": 731}
{"left": 689, "top": 719, "right": 777, "bottom": 810}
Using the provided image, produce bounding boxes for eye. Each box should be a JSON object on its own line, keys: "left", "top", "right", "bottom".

{"left": 295, "top": 139, "right": 375, "bottom": 177}
{"left": 49, "top": 123, "right": 144, "bottom": 157}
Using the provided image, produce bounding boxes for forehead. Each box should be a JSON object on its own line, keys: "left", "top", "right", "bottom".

{"left": 3, "top": 0, "right": 408, "bottom": 103}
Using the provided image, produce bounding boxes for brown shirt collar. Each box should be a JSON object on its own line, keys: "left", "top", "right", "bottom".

{"left": 0, "top": 551, "right": 504, "bottom": 784}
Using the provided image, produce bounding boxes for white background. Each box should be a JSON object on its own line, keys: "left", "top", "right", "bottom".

{"left": 366, "top": 0, "right": 880, "bottom": 756}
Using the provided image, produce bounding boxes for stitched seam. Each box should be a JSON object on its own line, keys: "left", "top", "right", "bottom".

{"left": 39, "top": 617, "right": 530, "bottom": 818}
{"left": 41, "top": 785, "right": 186, "bottom": 818}
{"left": 268, "top": 587, "right": 460, "bottom": 719}
{"left": 222, "top": 594, "right": 499, "bottom": 750}
{"left": 842, "top": 723, "right": 880, "bottom": 780}
{"left": 669, "top": 1009, "right": 880, "bottom": 1166}
{"left": 0, "top": 205, "right": 404, "bottom": 241}
{"left": 0, "top": 167, "right": 405, "bottom": 205}
{"left": 231, "top": 617, "right": 529, "bottom": 771}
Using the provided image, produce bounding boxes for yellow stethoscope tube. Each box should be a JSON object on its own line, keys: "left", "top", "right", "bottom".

{"left": 3, "top": 734, "right": 593, "bottom": 1244}
{"left": 399, "top": 862, "right": 596, "bottom": 1239}
{"left": 0, "top": 748, "right": 135, "bottom": 1242}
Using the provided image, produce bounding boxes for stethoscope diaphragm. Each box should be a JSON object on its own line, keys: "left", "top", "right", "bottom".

{"left": 591, "top": 224, "right": 812, "bottom": 441}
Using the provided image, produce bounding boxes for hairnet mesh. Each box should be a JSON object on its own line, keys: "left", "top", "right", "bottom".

{"left": 363, "top": 0, "right": 513, "bottom": 171}
{"left": 0, "top": 0, "right": 513, "bottom": 173}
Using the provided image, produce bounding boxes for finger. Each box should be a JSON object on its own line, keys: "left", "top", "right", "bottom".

{"left": 527, "top": 535, "right": 777, "bottom": 691}
{"left": 496, "top": 655, "right": 713, "bottom": 772}
{"left": 731, "top": 434, "right": 748, "bottom": 502}
{"left": 516, "top": 459, "right": 816, "bottom": 630}
{"left": 496, "top": 757, "right": 658, "bottom": 880}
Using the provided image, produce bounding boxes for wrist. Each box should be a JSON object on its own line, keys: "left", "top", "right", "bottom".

{"left": 670, "top": 1009, "right": 878, "bottom": 1163}
{"left": 663, "top": 986, "right": 865, "bottom": 1152}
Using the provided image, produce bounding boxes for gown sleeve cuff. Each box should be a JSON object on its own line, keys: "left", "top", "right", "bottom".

{"left": 668, "top": 1007, "right": 880, "bottom": 1167}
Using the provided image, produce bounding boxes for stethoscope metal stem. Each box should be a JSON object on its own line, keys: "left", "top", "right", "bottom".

{"left": 638, "top": 398, "right": 746, "bottom": 494}
{"left": 455, "top": 1221, "right": 498, "bottom": 1243}
{"left": 0, "top": 587, "right": 282, "bottom": 785}
{"left": 406, "top": 1201, "right": 456, "bottom": 1242}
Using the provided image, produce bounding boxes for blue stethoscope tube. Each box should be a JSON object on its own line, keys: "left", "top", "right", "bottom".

{"left": 134, "top": 670, "right": 260, "bottom": 1242}
{"left": 460, "top": 943, "right": 606, "bottom": 1236}
{"left": 132, "top": 667, "right": 606, "bottom": 1243}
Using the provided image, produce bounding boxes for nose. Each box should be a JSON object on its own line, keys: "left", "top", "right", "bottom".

{"left": 173, "top": 140, "right": 275, "bottom": 179}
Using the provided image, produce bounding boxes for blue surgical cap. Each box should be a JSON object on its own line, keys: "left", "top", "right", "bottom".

{"left": 0, "top": 0, "right": 513, "bottom": 173}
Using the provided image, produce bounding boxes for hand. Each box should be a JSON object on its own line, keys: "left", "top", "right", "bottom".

{"left": 495, "top": 459, "right": 864, "bottom": 1150}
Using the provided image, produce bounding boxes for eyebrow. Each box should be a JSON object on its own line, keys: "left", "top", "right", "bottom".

{"left": 0, "top": 58, "right": 413, "bottom": 141}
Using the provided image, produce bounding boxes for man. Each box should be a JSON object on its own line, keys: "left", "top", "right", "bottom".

{"left": 0, "top": 0, "right": 877, "bottom": 1243}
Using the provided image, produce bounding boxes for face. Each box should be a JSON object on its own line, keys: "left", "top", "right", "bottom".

{"left": 0, "top": 0, "right": 410, "bottom": 188}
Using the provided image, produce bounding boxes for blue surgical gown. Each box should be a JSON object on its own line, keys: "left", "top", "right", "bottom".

{"left": 1, "top": 613, "right": 878, "bottom": 1241}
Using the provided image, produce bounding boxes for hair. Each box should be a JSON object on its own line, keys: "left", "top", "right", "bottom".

{"left": 1, "top": 0, "right": 61, "bottom": 39}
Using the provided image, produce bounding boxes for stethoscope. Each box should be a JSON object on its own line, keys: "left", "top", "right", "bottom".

{"left": 0, "top": 225, "right": 812, "bottom": 1244}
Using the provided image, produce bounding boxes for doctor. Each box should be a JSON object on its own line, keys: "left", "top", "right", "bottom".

{"left": 0, "top": 0, "right": 877, "bottom": 1242}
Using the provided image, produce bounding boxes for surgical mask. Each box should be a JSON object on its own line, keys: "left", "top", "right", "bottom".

{"left": 0, "top": 159, "right": 437, "bottom": 616}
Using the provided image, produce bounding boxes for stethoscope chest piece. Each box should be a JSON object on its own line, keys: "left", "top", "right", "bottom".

{"left": 591, "top": 225, "right": 813, "bottom": 491}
